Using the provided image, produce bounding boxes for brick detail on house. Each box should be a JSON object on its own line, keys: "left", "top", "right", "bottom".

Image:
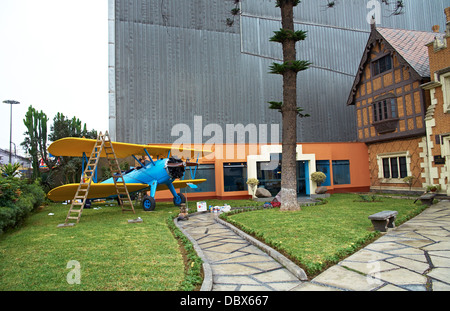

{"left": 367, "top": 137, "right": 426, "bottom": 191}
{"left": 422, "top": 12, "right": 450, "bottom": 195}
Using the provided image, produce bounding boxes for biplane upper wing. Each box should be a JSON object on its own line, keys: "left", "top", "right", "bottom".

{"left": 47, "top": 179, "right": 207, "bottom": 202}
{"left": 48, "top": 137, "right": 211, "bottom": 159}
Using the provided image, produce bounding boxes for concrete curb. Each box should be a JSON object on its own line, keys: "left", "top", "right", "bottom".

{"left": 215, "top": 217, "right": 309, "bottom": 281}
{"left": 173, "top": 217, "right": 213, "bottom": 291}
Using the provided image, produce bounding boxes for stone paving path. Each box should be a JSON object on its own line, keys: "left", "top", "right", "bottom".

{"left": 177, "top": 213, "right": 304, "bottom": 291}
{"left": 176, "top": 200, "right": 450, "bottom": 291}
{"left": 301, "top": 200, "right": 450, "bottom": 291}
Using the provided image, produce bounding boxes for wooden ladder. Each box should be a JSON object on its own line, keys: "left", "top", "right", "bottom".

{"left": 64, "top": 132, "right": 105, "bottom": 225}
{"left": 103, "top": 131, "right": 135, "bottom": 214}
{"left": 62, "top": 131, "right": 135, "bottom": 226}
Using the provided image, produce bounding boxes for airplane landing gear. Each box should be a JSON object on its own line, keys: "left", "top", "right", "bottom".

{"left": 173, "top": 192, "right": 186, "bottom": 206}
{"left": 142, "top": 195, "right": 156, "bottom": 211}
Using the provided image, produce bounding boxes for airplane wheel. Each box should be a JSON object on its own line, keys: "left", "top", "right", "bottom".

{"left": 142, "top": 196, "right": 156, "bottom": 211}
{"left": 173, "top": 193, "right": 186, "bottom": 206}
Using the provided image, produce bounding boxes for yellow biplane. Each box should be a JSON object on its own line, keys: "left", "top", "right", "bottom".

{"left": 47, "top": 132, "right": 211, "bottom": 222}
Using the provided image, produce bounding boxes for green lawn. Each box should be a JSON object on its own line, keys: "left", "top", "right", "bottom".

{"left": 0, "top": 198, "right": 258, "bottom": 291}
{"left": 0, "top": 194, "right": 427, "bottom": 289}
{"left": 222, "top": 193, "right": 428, "bottom": 277}
{"left": 0, "top": 200, "right": 187, "bottom": 291}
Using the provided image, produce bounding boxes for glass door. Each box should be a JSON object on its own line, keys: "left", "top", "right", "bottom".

{"left": 256, "top": 154, "right": 309, "bottom": 197}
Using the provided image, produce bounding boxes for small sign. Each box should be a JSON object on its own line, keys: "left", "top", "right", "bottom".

{"left": 434, "top": 156, "right": 446, "bottom": 165}
{"left": 197, "top": 201, "right": 207, "bottom": 212}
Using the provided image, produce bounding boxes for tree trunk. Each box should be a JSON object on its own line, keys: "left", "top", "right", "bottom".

{"left": 279, "top": 1, "right": 300, "bottom": 211}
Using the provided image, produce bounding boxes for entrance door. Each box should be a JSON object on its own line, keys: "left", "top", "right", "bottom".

{"left": 296, "top": 160, "right": 308, "bottom": 197}
{"left": 256, "top": 154, "right": 309, "bottom": 197}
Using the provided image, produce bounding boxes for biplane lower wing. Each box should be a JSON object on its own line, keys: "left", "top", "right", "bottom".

{"left": 47, "top": 183, "right": 149, "bottom": 202}
{"left": 159, "top": 179, "right": 207, "bottom": 191}
{"left": 47, "top": 179, "right": 207, "bottom": 202}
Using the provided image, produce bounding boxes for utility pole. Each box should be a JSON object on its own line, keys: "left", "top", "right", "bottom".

{"left": 3, "top": 100, "right": 20, "bottom": 164}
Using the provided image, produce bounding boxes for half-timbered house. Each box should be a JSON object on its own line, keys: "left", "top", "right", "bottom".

{"left": 347, "top": 23, "right": 438, "bottom": 192}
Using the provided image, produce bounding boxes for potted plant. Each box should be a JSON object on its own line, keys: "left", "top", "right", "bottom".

{"left": 311, "top": 172, "right": 328, "bottom": 197}
{"left": 426, "top": 185, "right": 441, "bottom": 193}
{"left": 311, "top": 171, "right": 327, "bottom": 187}
{"left": 246, "top": 178, "right": 259, "bottom": 199}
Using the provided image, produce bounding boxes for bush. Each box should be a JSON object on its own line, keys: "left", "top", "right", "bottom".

{"left": 0, "top": 177, "right": 45, "bottom": 234}
{"left": 311, "top": 172, "right": 327, "bottom": 185}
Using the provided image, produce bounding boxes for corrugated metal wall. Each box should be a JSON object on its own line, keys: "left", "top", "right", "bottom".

{"left": 111, "top": 0, "right": 450, "bottom": 144}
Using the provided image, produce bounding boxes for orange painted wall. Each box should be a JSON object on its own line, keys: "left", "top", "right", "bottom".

{"left": 302, "top": 142, "right": 370, "bottom": 192}
{"left": 147, "top": 142, "right": 370, "bottom": 202}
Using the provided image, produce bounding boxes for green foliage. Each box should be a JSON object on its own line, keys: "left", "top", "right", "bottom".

{"left": 268, "top": 101, "right": 283, "bottom": 112}
{"left": 221, "top": 194, "right": 428, "bottom": 277}
{"left": 403, "top": 176, "right": 415, "bottom": 190}
{"left": 267, "top": 101, "right": 310, "bottom": 118}
{"left": 246, "top": 178, "right": 259, "bottom": 186}
{"left": 311, "top": 171, "right": 327, "bottom": 185}
{"left": 275, "top": 0, "right": 301, "bottom": 7}
{"left": 0, "top": 163, "right": 21, "bottom": 178}
{"left": 0, "top": 202, "right": 187, "bottom": 290}
{"left": 231, "top": 7, "right": 240, "bottom": 15}
{"left": 0, "top": 177, "right": 45, "bottom": 234}
{"left": 426, "top": 184, "right": 441, "bottom": 192}
{"left": 45, "top": 112, "right": 98, "bottom": 186}
{"left": 22, "top": 106, "right": 49, "bottom": 179}
{"left": 166, "top": 215, "right": 203, "bottom": 290}
{"left": 357, "top": 194, "right": 380, "bottom": 202}
{"left": 270, "top": 29, "right": 307, "bottom": 43}
{"left": 269, "top": 60, "right": 312, "bottom": 75}
{"left": 49, "top": 112, "right": 97, "bottom": 142}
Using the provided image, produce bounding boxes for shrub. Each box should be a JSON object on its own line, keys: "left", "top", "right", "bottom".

{"left": 0, "top": 163, "right": 21, "bottom": 178}
{"left": 311, "top": 172, "right": 326, "bottom": 186}
{"left": 0, "top": 177, "right": 45, "bottom": 234}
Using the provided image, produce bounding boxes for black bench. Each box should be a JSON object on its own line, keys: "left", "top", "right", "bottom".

{"left": 419, "top": 193, "right": 436, "bottom": 206}
{"left": 368, "top": 210, "right": 398, "bottom": 232}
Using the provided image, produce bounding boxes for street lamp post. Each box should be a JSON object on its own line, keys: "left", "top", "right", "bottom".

{"left": 2, "top": 100, "right": 20, "bottom": 164}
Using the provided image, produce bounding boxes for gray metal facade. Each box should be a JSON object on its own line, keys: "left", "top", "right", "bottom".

{"left": 110, "top": 0, "right": 450, "bottom": 144}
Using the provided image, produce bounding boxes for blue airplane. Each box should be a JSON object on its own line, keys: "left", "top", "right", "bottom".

{"left": 47, "top": 136, "right": 210, "bottom": 211}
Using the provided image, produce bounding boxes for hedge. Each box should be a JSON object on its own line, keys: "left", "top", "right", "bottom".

{"left": 0, "top": 178, "right": 46, "bottom": 234}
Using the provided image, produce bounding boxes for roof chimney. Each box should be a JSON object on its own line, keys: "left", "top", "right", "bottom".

{"left": 432, "top": 25, "right": 440, "bottom": 33}
{"left": 370, "top": 16, "right": 376, "bottom": 31}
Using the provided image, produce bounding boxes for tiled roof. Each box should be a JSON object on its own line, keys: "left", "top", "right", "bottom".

{"left": 347, "top": 26, "right": 442, "bottom": 106}
{"left": 377, "top": 27, "right": 439, "bottom": 78}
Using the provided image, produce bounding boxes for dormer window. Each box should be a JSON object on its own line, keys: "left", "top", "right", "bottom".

{"left": 372, "top": 54, "right": 392, "bottom": 76}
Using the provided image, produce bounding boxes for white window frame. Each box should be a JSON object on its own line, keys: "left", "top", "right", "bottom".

{"left": 377, "top": 151, "right": 411, "bottom": 183}
{"left": 441, "top": 72, "right": 450, "bottom": 114}
{"left": 442, "top": 136, "right": 450, "bottom": 196}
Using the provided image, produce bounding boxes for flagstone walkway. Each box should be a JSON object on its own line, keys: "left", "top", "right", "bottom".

{"left": 175, "top": 200, "right": 450, "bottom": 291}
{"left": 177, "top": 213, "right": 305, "bottom": 291}
{"left": 302, "top": 200, "right": 450, "bottom": 291}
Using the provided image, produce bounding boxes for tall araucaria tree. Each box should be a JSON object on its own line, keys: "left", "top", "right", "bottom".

{"left": 269, "top": 0, "right": 311, "bottom": 211}
{"left": 230, "top": 0, "right": 311, "bottom": 211}
{"left": 227, "top": 0, "right": 405, "bottom": 211}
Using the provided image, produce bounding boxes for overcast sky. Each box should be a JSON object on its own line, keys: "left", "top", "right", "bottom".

{"left": 0, "top": 0, "right": 108, "bottom": 157}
